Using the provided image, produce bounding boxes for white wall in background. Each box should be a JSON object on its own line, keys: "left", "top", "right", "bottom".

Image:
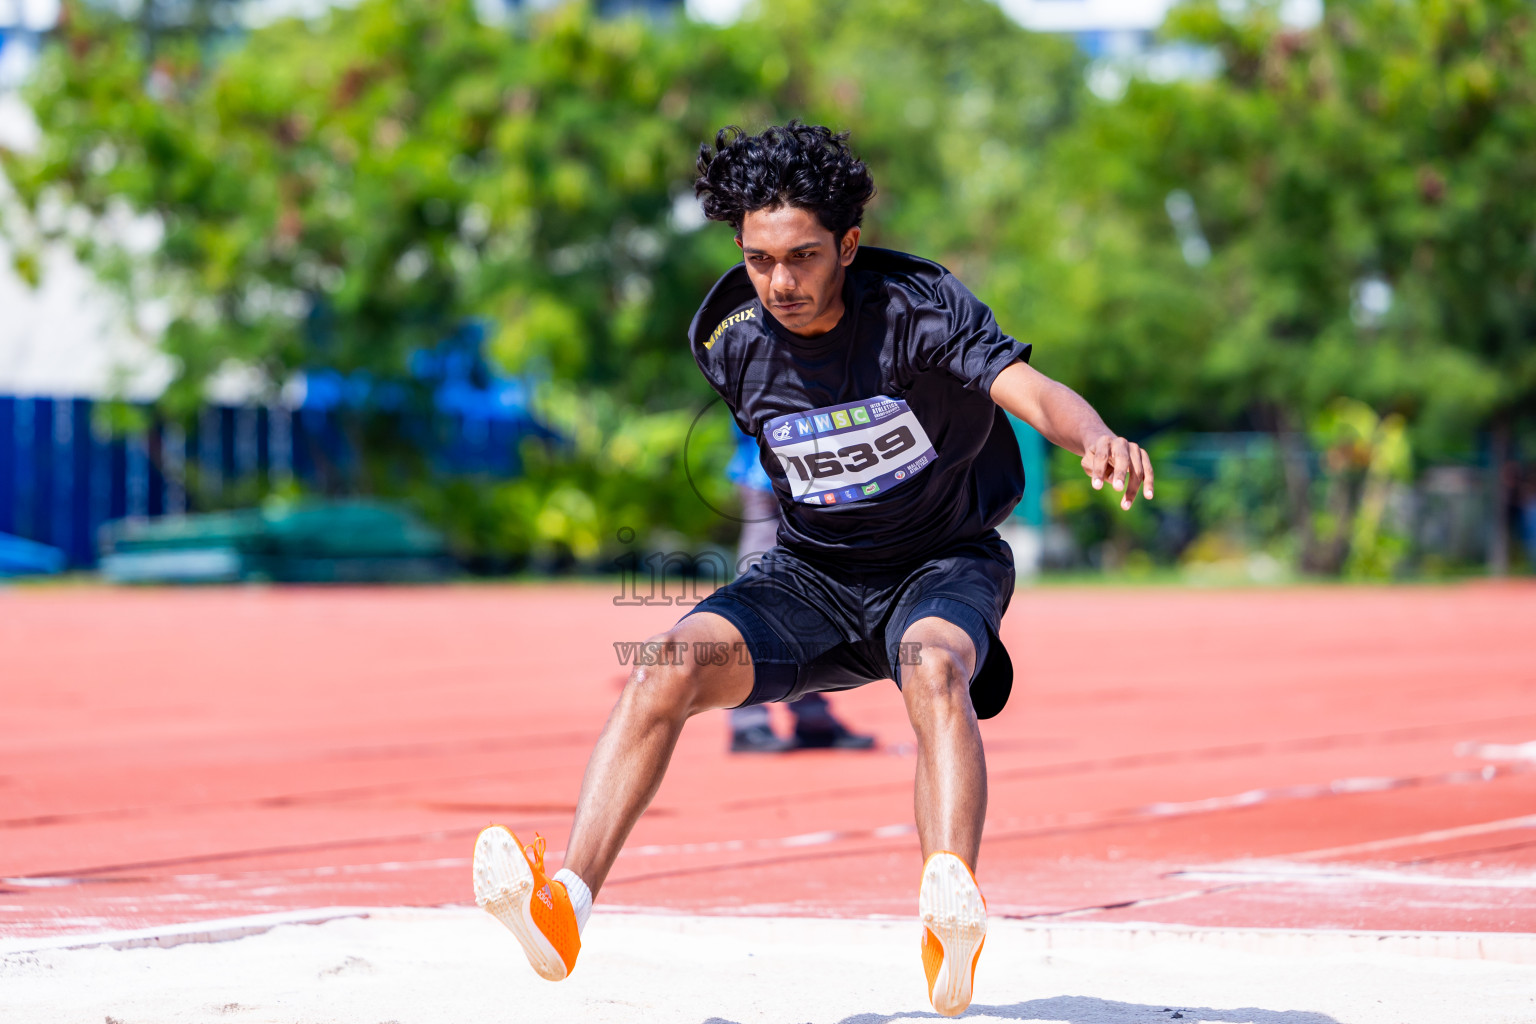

{"left": 0, "top": 95, "right": 170, "bottom": 399}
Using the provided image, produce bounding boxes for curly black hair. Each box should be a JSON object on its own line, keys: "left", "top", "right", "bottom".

{"left": 694, "top": 121, "right": 876, "bottom": 240}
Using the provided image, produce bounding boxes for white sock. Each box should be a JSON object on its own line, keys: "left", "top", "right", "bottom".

{"left": 553, "top": 868, "right": 592, "bottom": 934}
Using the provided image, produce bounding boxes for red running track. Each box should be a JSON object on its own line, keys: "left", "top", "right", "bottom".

{"left": 2, "top": 582, "right": 1534, "bottom": 940}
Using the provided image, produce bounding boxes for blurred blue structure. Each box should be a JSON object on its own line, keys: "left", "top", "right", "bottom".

{"left": 410, "top": 321, "right": 559, "bottom": 475}
{"left": 0, "top": 530, "right": 64, "bottom": 577}
{"left": 0, "top": 322, "right": 551, "bottom": 570}
{"left": 726, "top": 426, "right": 773, "bottom": 492}
{"left": 296, "top": 321, "right": 555, "bottom": 482}
{"left": 1008, "top": 416, "right": 1047, "bottom": 528}
{"left": 0, "top": 395, "right": 138, "bottom": 570}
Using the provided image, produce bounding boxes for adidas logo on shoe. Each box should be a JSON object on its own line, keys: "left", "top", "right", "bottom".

{"left": 473, "top": 826, "right": 582, "bottom": 981}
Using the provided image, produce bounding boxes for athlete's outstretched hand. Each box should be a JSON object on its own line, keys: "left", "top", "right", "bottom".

{"left": 1082, "top": 433, "right": 1154, "bottom": 511}
{"left": 987, "top": 362, "right": 1155, "bottom": 511}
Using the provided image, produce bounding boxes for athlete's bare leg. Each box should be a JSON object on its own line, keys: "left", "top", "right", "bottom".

{"left": 901, "top": 617, "right": 985, "bottom": 869}
{"left": 562, "top": 611, "right": 753, "bottom": 895}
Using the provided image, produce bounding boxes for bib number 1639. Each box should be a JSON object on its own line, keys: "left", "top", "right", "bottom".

{"left": 779, "top": 425, "right": 916, "bottom": 481}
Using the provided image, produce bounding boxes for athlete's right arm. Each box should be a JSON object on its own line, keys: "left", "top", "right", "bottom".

{"left": 989, "top": 361, "right": 1154, "bottom": 511}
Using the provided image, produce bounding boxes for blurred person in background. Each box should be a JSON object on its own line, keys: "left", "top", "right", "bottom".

{"left": 1498, "top": 456, "right": 1536, "bottom": 572}
{"left": 1520, "top": 461, "right": 1536, "bottom": 570}
{"left": 727, "top": 427, "right": 876, "bottom": 752}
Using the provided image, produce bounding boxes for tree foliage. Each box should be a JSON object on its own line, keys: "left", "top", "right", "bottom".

{"left": 3, "top": 0, "right": 1530, "bottom": 572}
{"left": 1037, "top": 0, "right": 1536, "bottom": 572}
{"left": 1, "top": 0, "right": 1082, "bottom": 560}
{"left": 1111, "top": 0, "right": 1531, "bottom": 434}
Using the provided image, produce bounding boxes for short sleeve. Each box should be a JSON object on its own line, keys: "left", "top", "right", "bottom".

{"left": 690, "top": 326, "right": 760, "bottom": 437}
{"left": 911, "top": 274, "right": 1031, "bottom": 394}
{"left": 692, "top": 338, "right": 727, "bottom": 395}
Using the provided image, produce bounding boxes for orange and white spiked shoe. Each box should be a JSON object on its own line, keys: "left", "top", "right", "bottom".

{"left": 919, "top": 850, "right": 987, "bottom": 1016}
{"left": 473, "top": 826, "right": 581, "bottom": 981}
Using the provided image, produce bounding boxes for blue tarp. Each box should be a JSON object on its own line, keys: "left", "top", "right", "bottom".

{"left": 0, "top": 531, "right": 65, "bottom": 577}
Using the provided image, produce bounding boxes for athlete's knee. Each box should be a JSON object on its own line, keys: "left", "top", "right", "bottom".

{"left": 619, "top": 632, "right": 704, "bottom": 717}
{"left": 903, "top": 646, "right": 975, "bottom": 716}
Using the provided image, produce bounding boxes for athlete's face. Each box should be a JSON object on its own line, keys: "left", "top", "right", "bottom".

{"left": 737, "top": 205, "right": 859, "bottom": 338}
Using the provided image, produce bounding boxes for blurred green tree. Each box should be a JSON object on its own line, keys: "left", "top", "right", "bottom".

{"left": 0, "top": 0, "right": 1085, "bottom": 562}
{"left": 1043, "top": 0, "right": 1535, "bottom": 573}
{"left": 4, "top": 0, "right": 752, "bottom": 411}
{"left": 29, "top": 0, "right": 1521, "bottom": 576}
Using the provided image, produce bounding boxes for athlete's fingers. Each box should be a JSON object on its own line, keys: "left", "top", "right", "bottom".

{"left": 1082, "top": 443, "right": 1109, "bottom": 490}
{"left": 1120, "top": 443, "right": 1145, "bottom": 511}
{"left": 1140, "top": 447, "right": 1156, "bottom": 501}
{"left": 1109, "top": 437, "right": 1132, "bottom": 495}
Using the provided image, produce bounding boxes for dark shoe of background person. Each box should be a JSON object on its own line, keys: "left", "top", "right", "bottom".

{"left": 730, "top": 724, "right": 796, "bottom": 753}
{"left": 792, "top": 719, "right": 877, "bottom": 750}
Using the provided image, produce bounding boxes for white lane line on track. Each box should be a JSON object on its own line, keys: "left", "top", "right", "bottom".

{"left": 612, "top": 823, "right": 918, "bottom": 861}
{"left": 1007, "top": 881, "right": 1257, "bottom": 921}
{"left": 1129, "top": 766, "right": 1504, "bottom": 820}
{"left": 599, "top": 765, "right": 1534, "bottom": 880}
{"left": 0, "top": 906, "right": 374, "bottom": 954}
{"left": 168, "top": 856, "right": 475, "bottom": 883}
{"left": 17, "top": 764, "right": 1527, "bottom": 898}
{"left": 1172, "top": 863, "right": 1536, "bottom": 890}
{"left": 1458, "top": 740, "right": 1536, "bottom": 761}
{"left": 610, "top": 764, "right": 1533, "bottom": 871}
{"left": 985, "top": 763, "right": 1535, "bottom": 852}
{"left": 1287, "top": 812, "right": 1536, "bottom": 862}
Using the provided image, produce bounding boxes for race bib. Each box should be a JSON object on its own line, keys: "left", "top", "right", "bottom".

{"left": 764, "top": 396, "right": 937, "bottom": 506}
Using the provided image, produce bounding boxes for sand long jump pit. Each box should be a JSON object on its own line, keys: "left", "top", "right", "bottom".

{"left": 2, "top": 583, "right": 1535, "bottom": 1021}
{"left": 4, "top": 909, "right": 1536, "bottom": 1023}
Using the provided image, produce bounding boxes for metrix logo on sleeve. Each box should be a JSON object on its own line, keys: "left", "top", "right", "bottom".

{"left": 763, "top": 396, "right": 937, "bottom": 507}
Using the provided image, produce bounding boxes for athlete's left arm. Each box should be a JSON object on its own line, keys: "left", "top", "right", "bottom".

{"left": 989, "top": 361, "right": 1153, "bottom": 511}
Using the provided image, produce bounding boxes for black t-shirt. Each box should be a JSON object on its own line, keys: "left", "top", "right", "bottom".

{"left": 688, "top": 246, "right": 1031, "bottom": 565}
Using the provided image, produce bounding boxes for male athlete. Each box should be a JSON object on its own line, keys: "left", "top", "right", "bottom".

{"left": 472, "top": 122, "right": 1154, "bottom": 1016}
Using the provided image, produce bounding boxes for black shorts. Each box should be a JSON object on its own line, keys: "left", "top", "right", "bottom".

{"left": 685, "top": 531, "right": 1016, "bottom": 719}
